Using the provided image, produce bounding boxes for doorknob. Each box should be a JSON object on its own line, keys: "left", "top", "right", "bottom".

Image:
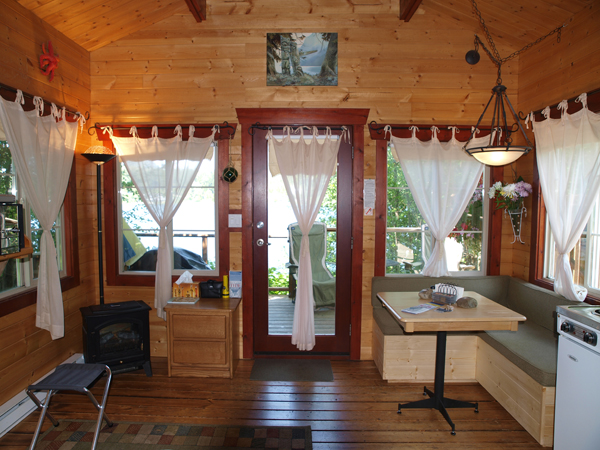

{"left": 256, "top": 239, "right": 264, "bottom": 246}
{"left": 256, "top": 221, "right": 265, "bottom": 229}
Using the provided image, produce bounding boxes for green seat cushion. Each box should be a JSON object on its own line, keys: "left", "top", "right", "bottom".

{"left": 480, "top": 322, "right": 558, "bottom": 386}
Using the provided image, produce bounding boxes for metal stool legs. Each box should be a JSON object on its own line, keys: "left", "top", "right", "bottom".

{"left": 26, "top": 364, "right": 113, "bottom": 450}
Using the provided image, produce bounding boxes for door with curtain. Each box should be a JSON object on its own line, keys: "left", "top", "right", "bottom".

{"left": 252, "top": 126, "right": 352, "bottom": 355}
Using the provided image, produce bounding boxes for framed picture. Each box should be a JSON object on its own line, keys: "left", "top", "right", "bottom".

{"left": 267, "top": 33, "right": 338, "bottom": 86}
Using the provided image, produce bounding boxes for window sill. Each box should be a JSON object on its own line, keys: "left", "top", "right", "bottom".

{"left": 532, "top": 278, "right": 600, "bottom": 305}
{"left": 0, "top": 273, "right": 80, "bottom": 317}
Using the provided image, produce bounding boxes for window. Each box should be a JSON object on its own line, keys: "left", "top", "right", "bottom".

{"left": 385, "top": 144, "right": 488, "bottom": 275}
{"left": 542, "top": 194, "right": 600, "bottom": 297}
{"left": 0, "top": 139, "right": 66, "bottom": 297}
{"left": 118, "top": 143, "right": 219, "bottom": 276}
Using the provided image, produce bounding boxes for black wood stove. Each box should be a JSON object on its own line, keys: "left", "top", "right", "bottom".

{"left": 80, "top": 301, "right": 152, "bottom": 376}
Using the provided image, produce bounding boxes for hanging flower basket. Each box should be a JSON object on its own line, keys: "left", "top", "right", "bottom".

{"left": 488, "top": 177, "right": 532, "bottom": 245}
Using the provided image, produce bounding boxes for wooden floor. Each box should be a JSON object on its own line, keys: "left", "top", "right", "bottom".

{"left": 0, "top": 359, "right": 546, "bottom": 450}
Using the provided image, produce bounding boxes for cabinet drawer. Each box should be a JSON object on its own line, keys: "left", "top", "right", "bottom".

{"left": 171, "top": 314, "right": 227, "bottom": 339}
{"left": 172, "top": 340, "right": 227, "bottom": 366}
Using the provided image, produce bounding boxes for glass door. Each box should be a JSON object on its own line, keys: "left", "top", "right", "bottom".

{"left": 252, "top": 127, "right": 352, "bottom": 355}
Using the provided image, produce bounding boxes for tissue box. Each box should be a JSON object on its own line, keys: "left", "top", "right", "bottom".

{"left": 172, "top": 282, "right": 199, "bottom": 298}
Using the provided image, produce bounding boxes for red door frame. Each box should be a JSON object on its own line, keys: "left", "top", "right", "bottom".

{"left": 236, "top": 108, "right": 369, "bottom": 360}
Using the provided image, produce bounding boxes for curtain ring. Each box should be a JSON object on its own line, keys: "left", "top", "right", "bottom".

{"left": 174, "top": 125, "right": 182, "bottom": 138}
{"left": 541, "top": 106, "right": 551, "bottom": 119}
{"left": 430, "top": 126, "right": 440, "bottom": 139}
{"left": 151, "top": 125, "right": 158, "bottom": 137}
{"left": 189, "top": 125, "right": 196, "bottom": 138}
{"left": 576, "top": 93, "right": 588, "bottom": 109}
{"left": 15, "top": 90, "right": 25, "bottom": 105}
{"left": 129, "top": 126, "right": 138, "bottom": 137}
{"left": 409, "top": 125, "right": 419, "bottom": 138}
{"left": 33, "top": 97, "right": 44, "bottom": 116}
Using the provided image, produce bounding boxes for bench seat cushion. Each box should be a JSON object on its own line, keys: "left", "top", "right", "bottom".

{"left": 480, "top": 322, "right": 558, "bottom": 386}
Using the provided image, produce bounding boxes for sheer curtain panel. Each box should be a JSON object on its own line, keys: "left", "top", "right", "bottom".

{"left": 268, "top": 126, "right": 344, "bottom": 351}
{"left": 533, "top": 94, "right": 600, "bottom": 301}
{"left": 0, "top": 91, "right": 79, "bottom": 339}
{"left": 389, "top": 126, "right": 485, "bottom": 277}
{"left": 109, "top": 125, "right": 216, "bottom": 319}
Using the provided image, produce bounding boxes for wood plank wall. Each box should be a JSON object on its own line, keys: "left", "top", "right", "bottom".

{"left": 504, "top": 1, "right": 600, "bottom": 280}
{"left": 0, "top": 0, "right": 94, "bottom": 405}
{"left": 89, "top": 0, "right": 520, "bottom": 361}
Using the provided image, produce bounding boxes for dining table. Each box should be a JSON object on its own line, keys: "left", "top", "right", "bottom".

{"left": 376, "top": 290, "right": 526, "bottom": 435}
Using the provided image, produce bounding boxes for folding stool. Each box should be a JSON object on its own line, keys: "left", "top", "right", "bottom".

{"left": 26, "top": 363, "right": 113, "bottom": 450}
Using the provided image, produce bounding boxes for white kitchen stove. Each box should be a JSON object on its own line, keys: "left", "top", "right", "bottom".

{"left": 554, "top": 304, "right": 600, "bottom": 450}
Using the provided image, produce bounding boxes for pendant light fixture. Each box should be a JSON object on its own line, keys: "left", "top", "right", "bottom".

{"left": 462, "top": 0, "right": 566, "bottom": 166}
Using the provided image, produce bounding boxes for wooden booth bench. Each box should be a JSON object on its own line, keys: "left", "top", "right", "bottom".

{"left": 371, "top": 275, "right": 578, "bottom": 447}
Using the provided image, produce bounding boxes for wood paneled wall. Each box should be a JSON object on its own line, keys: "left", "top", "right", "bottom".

{"left": 502, "top": 1, "right": 600, "bottom": 281}
{"left": 0, "top": 0, "right": 94, "bottom": 405}
{"left": 90, "top": 0, "right": 520, "bottom": 361}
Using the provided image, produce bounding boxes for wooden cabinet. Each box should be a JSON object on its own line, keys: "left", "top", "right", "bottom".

{"left": 166, "top": 298, "right": 241, "bottom": 378}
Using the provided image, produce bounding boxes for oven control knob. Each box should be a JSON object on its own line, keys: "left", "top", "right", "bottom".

{"left": 583, "top": 332, "right": 597, "bottom": 346}
{"left": 561, "top": 322, "right": 574, "bottom": 333}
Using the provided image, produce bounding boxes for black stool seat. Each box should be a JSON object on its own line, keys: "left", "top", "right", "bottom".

{"left": 30, "top": 363, "right": 107, "bottom": 392}
{"left": 26, "top": 363, "right": 113, "bottom": 450}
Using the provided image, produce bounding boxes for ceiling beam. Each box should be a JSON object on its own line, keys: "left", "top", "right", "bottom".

{"left": 399, "top": 0, "right": 423, "bottom": 22}
{"left": 185, "top": 0, "right": 206, "bottom": 22}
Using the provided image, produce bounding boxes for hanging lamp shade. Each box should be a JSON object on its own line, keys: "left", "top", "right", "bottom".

{"left": 83, "top": 145, "right": 116, "bottom": 165}
{"left": 463, "top": 84, "right": 532, "bottom": 166}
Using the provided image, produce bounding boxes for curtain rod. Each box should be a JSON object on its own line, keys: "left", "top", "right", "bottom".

{"left": 0, "top": 82, "right": 88, "bottom": 121}
{"left": 518, "top": 86, "right": 600, "bottom": 119}
{"left": 248, "top": 122, "right": 348, "bottom": 136}
{"left": 89, "top": 121, "right": 236, "bottom": 137}
{"left": 368, "top": 121, "right": 490, "bottom": 139}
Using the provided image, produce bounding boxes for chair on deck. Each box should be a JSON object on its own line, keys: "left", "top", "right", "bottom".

{"left": 287, "top": 222, "right": 336, "bottom": 308}
{"left": 26, "top": 363, "right": 113, "bottom": 450}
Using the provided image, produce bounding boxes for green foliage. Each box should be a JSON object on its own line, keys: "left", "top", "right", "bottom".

{"left": 317, "top": 172, "right": 337, "bottom": 275}
{"left": 268, "top": 267, "right": 289, "bottom": 296}
{"left": 385, "top": 150, "right": 426, "bottom": 274}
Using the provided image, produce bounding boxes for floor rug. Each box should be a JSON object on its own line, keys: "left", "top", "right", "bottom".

{"left": 249, "top": 359, "right": 333, "bottom": 382}
{"left": 35, "top": 420, "right": 312, "bottom": 449}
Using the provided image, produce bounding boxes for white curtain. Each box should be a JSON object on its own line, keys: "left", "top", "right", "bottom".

{"left": 532, "top": 93, "right": 600, "bottom": 301}
{"left": 0, "top": 91, "right": 79, "bottom": 339}
{"left": 268, "top": 126, "right": 344, "bottom": 351}
{"left": 389, "top": 126, "right": 485, "bottom": 277}
{"left": 109, "top": 125, "right": 216, "bottom": 319}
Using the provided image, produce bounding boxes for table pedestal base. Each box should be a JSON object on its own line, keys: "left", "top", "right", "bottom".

{"left": 397, "top": 331, "right": 478, "bottom": 435}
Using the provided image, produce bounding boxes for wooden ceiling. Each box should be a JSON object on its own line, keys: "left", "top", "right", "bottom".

{"left": 15, "top": 0, "right": 595, "bottom": 53}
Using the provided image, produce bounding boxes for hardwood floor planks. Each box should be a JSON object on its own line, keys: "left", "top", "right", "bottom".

{"left": 0, "top": 358, "right": 545, "bottom": 449}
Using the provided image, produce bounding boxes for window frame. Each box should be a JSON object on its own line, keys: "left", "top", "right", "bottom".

{"left": 99, "top": 124, "right": 235, "bottom": 287}
{"left": 0, "top": 88, "right": 80, "bottom": 317}
{"left": 0, "top": 153, "right": 80, "bottom": 317}
{"left": 529, "top": 95, "right": 600, "bottom": 304}
{"left": 372, "top": 124, "right": 503, "bottom": 277}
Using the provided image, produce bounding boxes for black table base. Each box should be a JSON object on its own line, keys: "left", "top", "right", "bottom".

{"left": 397, "top": 331, "right": 478, "bottom": 435}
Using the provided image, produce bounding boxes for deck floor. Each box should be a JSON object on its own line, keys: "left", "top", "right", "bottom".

{"left": 268, "top": 296, "right": 335, "bottom": 335}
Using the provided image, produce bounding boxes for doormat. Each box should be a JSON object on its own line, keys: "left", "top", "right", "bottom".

{"left": 250, "top": 359, "right": 333, "bottom": 382}
{"left": 35, "top": 420, "right": 312, "bottom": 449}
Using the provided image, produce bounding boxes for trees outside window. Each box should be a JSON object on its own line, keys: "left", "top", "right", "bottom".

{"left": 385, "top": 145, "right": 487, "bottom": 275}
